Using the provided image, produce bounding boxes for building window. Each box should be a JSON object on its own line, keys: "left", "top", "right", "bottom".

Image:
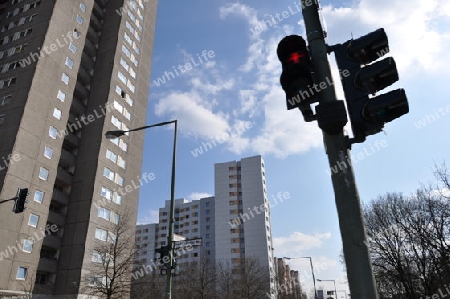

{"left": 92, "top": 250, "right": 104, "bottom": 263}
{"left": 76, "top": 14, "right": 84, "bottom": 25}
{"left": 34, "top": 190, "right": 44, "bottom": 203}
{"left": 65, "top": 57, "right": 74, "bottom": 69}
{"left": 113, "top": 193, "right": 122, "bottom": 205}
{"left": 122, "top": 44, "right": 131, "bottom": 58}
{"left": 57, "top": 90, "right": 66, "bottom": 102}
{"left": 0, "top": 95, "right": 12, "bottom": 106}
{"left": 89, "top": 275, "right": 103, "bottom": 286}
{"left": 106, "top": 149, "right": 117, "bottom": 163}
{"left": 120, "top": 57, "right": 129, "bottom": 71}
{"left": 118, "top": 71, "right": 127, "bottom": 85}
{"left": 61, "top": 73, "right": 69, "bottom": 85}
{"left": 124, "top": 32, "right": 132, "bottom": 45}
{"left": 113, "top": 100, "right": 123, "bottom": 113}
{"left": 80, "top": 3, "right": 87, "bottom": 12}
{"left": 95, "top": 228, "right": 107, "bottom": 241}
{"left": 22, "top": 239, "right": 34, "bottom": 252}
{"left": 101, "top": 187, "right": 112, "bottom": 200}
{"left": 49, "top": 126, "right": 58, "bottom": 139}
{"left": 98, "top": 207, "right": 111, "bottom": 221}
{"left": 69, "top": 42, "right": 77, "bottom": 53}
{"left": 115, "top": 175, "right": 124, "bottom": 186}
{"left": 39, "top": 167, "right": 49, "bottom": 180}
{"left": 53, "top": 108, "right": 62, "bottom": 120}
{"left": 0, "top": 77, "right": 17, "bottom": 89}
{"left": 44, "top": 146, "right": 53, "bottom": 159}
{"left": 16, "top": 267, "right": 28, "bottom": 280}
{"left": 28, "top": 214, "right": 39, "bottom": 227}
{"left": 103, "top": 167, "right": 114, "bottom": 181}
{"left": 117, "top": 156, "right": 126, "bottom": 169}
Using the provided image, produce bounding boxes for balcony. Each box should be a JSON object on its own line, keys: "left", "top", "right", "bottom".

{"left": 37, "top": 258, "right": 58, "bottom": 273}
{"left": 42, "top": 235, "right": 61, "bottom": 249}
{"left": 78, "top": 67, "right": 92, "bottom": 86}
{"left": 80, "top": 52, "right": 94, "bottom": 72}
{"left": 60, "top": 148, "right": 77, "bottom": 168}
{"left": 90, "top": 14, "right": 103, "bottom": 32}
{"left": 70, "top": 97, "right": 86, "bottom": 116}
{"left": 83, "top": 38, "right": 98, "bottom": 60}
{"left": 64, "top": 132, "right": 79, "bottom": 148}
{"left": 92, "top": 1, "right": 104, "bottom": 20}
{"left": 86, "top": 26, "right": 100, "bottom": 45}
{"left": 56, "top": 167, "right": 74, "bottom": 185}
{"left": 52, "top": 189, "right": 69, "bottom": 205}
{"left": 75, "top": 79, "right": 90, "bottom": 99}
{"left": 48, "top": 210, "right": 65, "bottom": 227}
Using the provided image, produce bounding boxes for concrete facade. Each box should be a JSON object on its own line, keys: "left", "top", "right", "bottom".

{"left": 0, "top": 0, "right": 157, "bottom": 297}
{"left": 214, "top": 155, "right": 276, "bottom": 298}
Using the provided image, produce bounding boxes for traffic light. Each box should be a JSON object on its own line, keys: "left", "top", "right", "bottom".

{"left": 333, "top": 28, "right": 409, "bottom": 143}
{"left": 13, "top": 188, "right": 28, "bottom": 213}
{"left": 155, "top": 245, "right": 169, "bottom": 259}
{"left": 277, "top": 35, "right": 318, "bottom": 121}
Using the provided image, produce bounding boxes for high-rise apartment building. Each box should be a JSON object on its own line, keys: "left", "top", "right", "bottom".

{"left": 0, "top": 0, "right": 157, "bottom": 297}
{"left": 214, "top": 155, "right": 276, "bottom": 297}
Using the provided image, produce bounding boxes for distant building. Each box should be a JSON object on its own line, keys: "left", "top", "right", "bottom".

{"left": 214, "top": 155, "right": 276, "bottom": 297}
{"left": 134, "top": 155, "right": 276, "bottom": 297}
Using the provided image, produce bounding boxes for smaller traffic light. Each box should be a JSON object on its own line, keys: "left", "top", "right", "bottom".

{"left": 13, "top": 188, "right": 28, "bottom": 213}
{"left": 277, "top": 35, "right": 318, "bottom": 121}
{"left": 155, "top": 245, "right": 169, "bottom": 259}
{"left": 334, "top": 28, "right": 409, "bottom": 143}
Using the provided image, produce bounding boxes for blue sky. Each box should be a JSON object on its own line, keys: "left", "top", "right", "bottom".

{"left": 135, "top": 0, "right": 450, "bottom": 296}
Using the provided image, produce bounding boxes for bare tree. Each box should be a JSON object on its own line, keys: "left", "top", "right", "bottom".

{"left": 131, "top": 271, "right": 165, "bottom": 299}
{"left": 216, "top": 256, "right": 270, "bottom": 299}
{"left": 364, "top": 182, "right": 450, "bottom": 298}
{"left": 216, "top": 259, "right": 234, "bottom": 299}
{"left": 82, "top": 211, "right": 137, "bottom": 299}
{"left": 174, "top": 257, "right": 216, "bottom": 299}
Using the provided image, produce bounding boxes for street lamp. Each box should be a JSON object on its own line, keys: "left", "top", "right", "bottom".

{"left": 283, "top": 256, "right": 318, "bottom": 299}
{"left": 316, "top": 279, "right": 337, "bottom": 299}
{"left": 105, "top": 120, "right": 178, "bottom": 299}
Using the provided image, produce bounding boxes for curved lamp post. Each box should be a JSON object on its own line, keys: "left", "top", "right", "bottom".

{"left": 283, "top": 256, "right": 318, "bottom": 299}
{"left": 105, "top": 120, "right": 178, "bottom": 299}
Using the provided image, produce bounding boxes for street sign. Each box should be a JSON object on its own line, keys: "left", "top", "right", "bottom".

{"left": 173, "top": 237, "right": 202, "bottom": 248}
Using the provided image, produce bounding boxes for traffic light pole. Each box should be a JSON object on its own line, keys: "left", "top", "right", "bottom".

{"left": 301, "top": 1, "right": 378, "bottom": 298}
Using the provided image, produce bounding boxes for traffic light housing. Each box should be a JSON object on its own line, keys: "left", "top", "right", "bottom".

{"left": 277, "top": 35, "right": 318, "bottom": 121}
{"left": 333, "top": 28, "right": 409, "bottom": 143}
{"left": 13, "top": 188, "right": 28, "bottom": 213}
{"left": 155, "top": 245, "right": 169, "bottom": 259}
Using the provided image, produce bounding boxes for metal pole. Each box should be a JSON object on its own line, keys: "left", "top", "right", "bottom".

{"left": 306, "top": 257, "right": 318, "bottom": 299}
{"left": 165, "top": 120, "right": 177, "bottom": 299}
{"left": 333, "top": 280, "right": 337, "bottom": 299}
{"left": 301, "top": 1, "right": 378, "bottom": 298}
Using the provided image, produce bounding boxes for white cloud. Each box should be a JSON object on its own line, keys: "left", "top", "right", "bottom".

{"left": 273, "top": 231, "right": 332, "bottom": 257}
{"left": 187, "top": 192, "right": 213, "bottom": 201}
{"left": 155, "top": 90, "right": 230, "bottom": 139}
{"left": 137, "top": 209, "right": 159, "bottom": 224}
{"left": 322, "top": 0, "right": 450, "bottom": 75}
